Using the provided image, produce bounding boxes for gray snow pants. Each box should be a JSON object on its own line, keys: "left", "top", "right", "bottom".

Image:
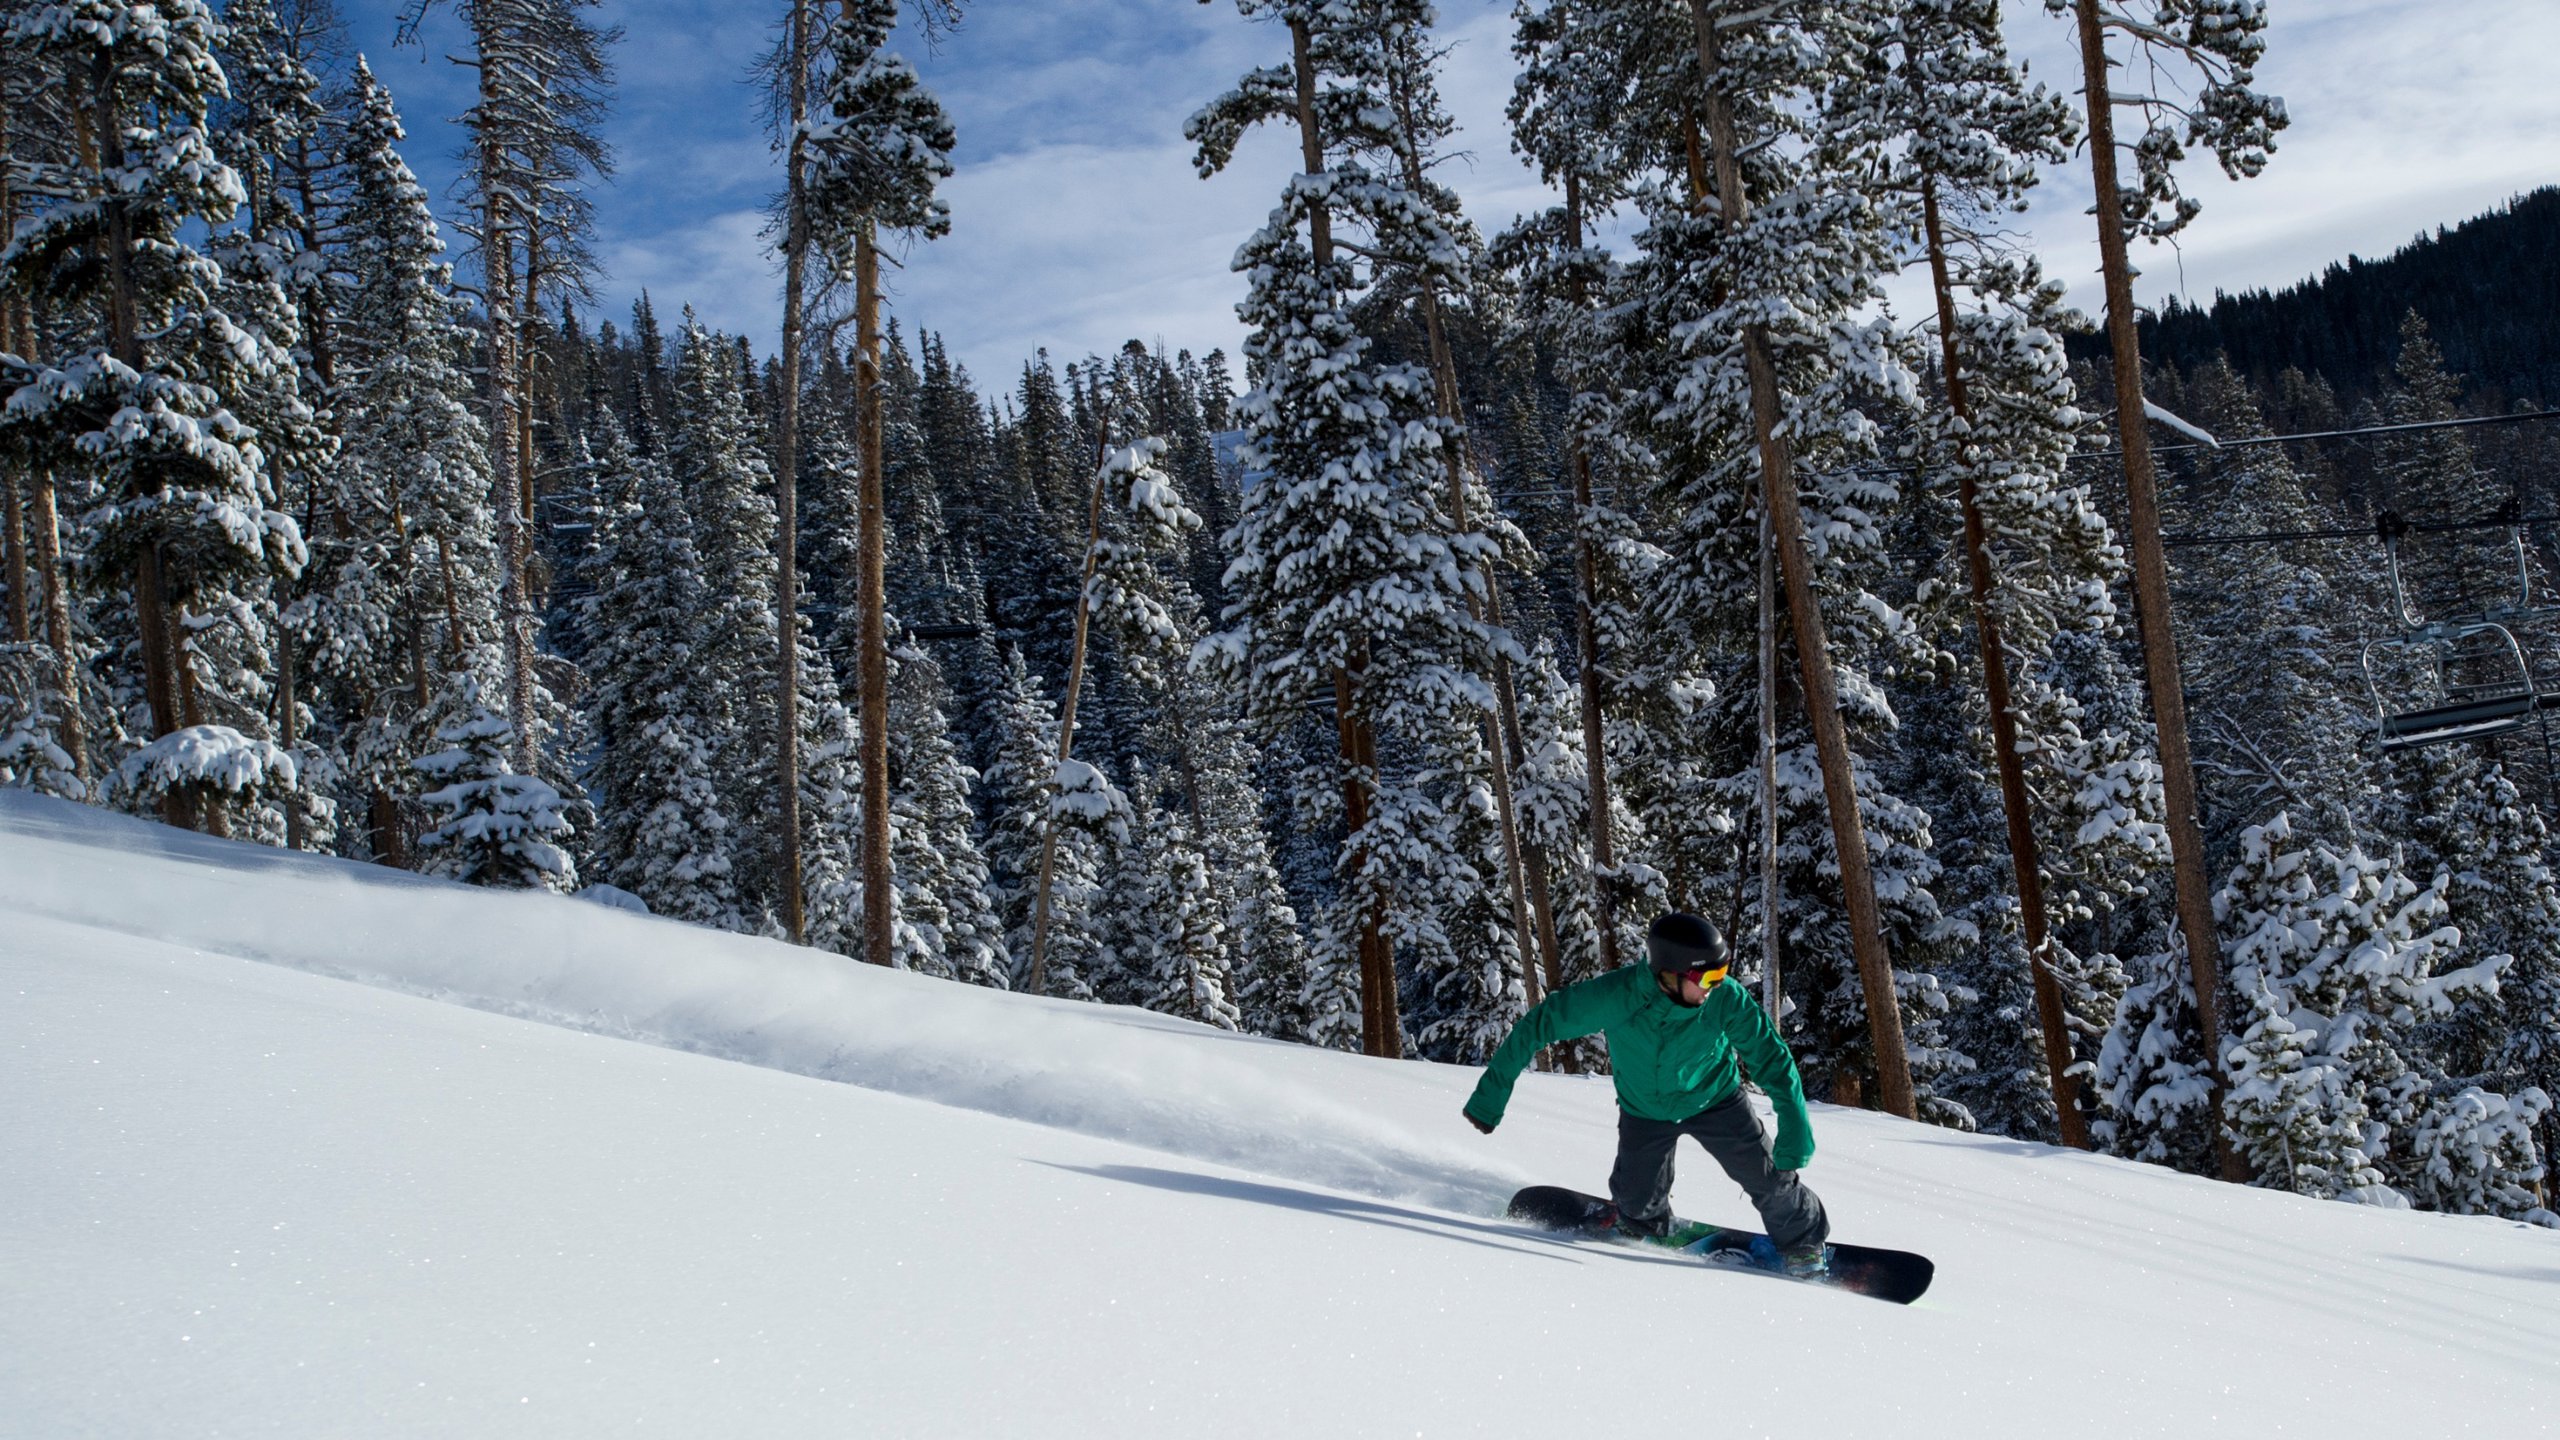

{"left": 1608, "top": 1091, "right": 1830, "bottom": 1252}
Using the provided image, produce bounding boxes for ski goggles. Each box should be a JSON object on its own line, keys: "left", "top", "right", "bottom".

{"left": 1673, "top": 964, "right": 1729, "bottom": 988}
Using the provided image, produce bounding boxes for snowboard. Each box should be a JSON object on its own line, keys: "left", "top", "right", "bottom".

{"left": 1505, "top": 1185, "right": 1934, "bottom": 1305}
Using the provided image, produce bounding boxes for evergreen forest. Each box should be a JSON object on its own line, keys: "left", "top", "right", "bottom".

{"left": 5, "top": 0, "right": 2558, "bottom": 1223}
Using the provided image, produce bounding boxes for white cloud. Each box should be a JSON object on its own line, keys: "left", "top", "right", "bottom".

{"left": 1996, "top": 0, "right": 2560, "bottom": 315}
{"left": 597, "top": 208, "right": 778, "bottom": 345}
{"left": 556, "top": 0, "right": 2557, "bottom": 383}
{"left": 895, "top": 132, "right": 1290, "bottom": 385}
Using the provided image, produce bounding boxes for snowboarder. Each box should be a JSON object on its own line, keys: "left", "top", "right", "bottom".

{"left": 1463, "top": 912, "right": 1831, "bottom": 1276}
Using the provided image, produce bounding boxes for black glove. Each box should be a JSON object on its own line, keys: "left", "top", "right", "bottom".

{"left": 1465, "top": 1110, "right": 1496, "bottom": 1135}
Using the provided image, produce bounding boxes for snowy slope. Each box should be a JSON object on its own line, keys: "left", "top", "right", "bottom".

{"left": 5, "top": 793, "right": 2556, "bottom": 1438}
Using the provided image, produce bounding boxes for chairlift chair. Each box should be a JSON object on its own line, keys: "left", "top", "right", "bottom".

{"left": 2365, "top": 622, "right": 2540, "bottom": 750}
{"left": 2365, "top": 510, "right": 2550, "bottom": 750}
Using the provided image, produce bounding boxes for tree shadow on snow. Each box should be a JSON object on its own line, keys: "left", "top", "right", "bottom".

{"left": 1037, "top": 1161, "right": 1700, "bottom": 1269}
{"left": 2384, "top": 1254, "right": 2560, "bottom": 1284}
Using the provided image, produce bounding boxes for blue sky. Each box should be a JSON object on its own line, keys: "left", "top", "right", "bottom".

{"left": 346, "top": 0, "right": 2560, "bottom": 395}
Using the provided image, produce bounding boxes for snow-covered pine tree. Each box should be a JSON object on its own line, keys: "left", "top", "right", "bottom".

{"left": 1336, "top": 1, "right": 1557, "bottom": 1004}
{"left": 1509, "top": 639, "right": 1665, "bottom": 1072}
{"left": 665, "top": 315, "right": 785, "bottom": 914}
{"left": 1198, "top": 720, "right": 1322, "bottom": 1042}
{"left": 1500, "top": 0, "right": 1666, "bottom": 980}
{"left": 578, "top": 410, "right": 744, "bottom": 929}
{"left": 2106, "top": 371, "right": 2384, "bottom": 1171}
{"left": 0, "top": 0, "right": 307, "bottom": 838}
{"left": 1842, "top": 0, "right": 2146, "bottom": 1144}
{"left": 2170, "top": 358, "right": 2376, "bottom": 853}
{"left": 398, "top": 0, "right": 615, "bottom": 772}
{"left": 0, "top": 633, "right": 83, "bottom": 796}
{"left": 2216, "top": 812, "right": 2538, "bottom": 1210}
{"left": 985, "top": 355, "right": 1089, "bottom": 693}
{"left": 0, "top": 57, "right": 94, "bottom": 790}
{"left": 2388, "top": 758, "right": 2560, "bottom": 1214}
{"left": 1565, "top": 0, "right": 1951, "bottom": 1113}
{"left": 414, "top": 677, "right": 576, "bottom": 890}
{"left": 2054, "top": 0, "right": 2287, "bottom": 1184}
{"left": 113, "top": 722, "right": 299, "bottom": 831}
{"left": 1901, "top": 264, "right": 2169, "bottom": 1144}
{"left": 1189, "top": 0, "right": 1521, "bottom": 1059}
{"left": 317, "top": 56, "right": 506, "bottom": 866}
{"left": 802, "top": 0, "right": 955, "bottom": 970}
{"left": 885, "top": 635, "right": 1009, "bottom": 986}
{"left": 1103, "top": 763, "right": 1241, "bottom": 1029}
{"left": 978, "top": 645, "right": 1101, "bottom": 1000}
{"left": 2376, "top": 311, "right": 2513, "bottom": 619}
{"left": 207, "top": 0, "right": 343, "bottom": 851}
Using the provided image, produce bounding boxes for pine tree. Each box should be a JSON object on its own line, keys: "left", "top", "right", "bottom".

{"left": 579, "top": 411, "right": 744, "bottom": 928}
{"left": 886, "top": 636, "right": 1009, "bottom": 986}
{"left": 399, "top": 0, "right": 616, "bottom": 771}
{"left": 324, "top": 56, "right": 504, "bottom": 866}
{"left": 1105, "top": 765, "right": 1242, "bottom": 1029}
{"left": 1566, "top": 0, "right": 1941, "bottom": 1112}
{"left": 2171, "top": 358, "right": 2376, "bottom": 852}
{"left": 802, "top": 0, "right": 955, "bottom": 970}
{"left": 2392, "top": 758, "right": 2560, "bottom": 1207}
{"left": 1190, "top": 0, "right": 1521, "bottom": 1058}
{"left": 666, "top": 315, "right": 785, "bottom": 912}
{"left": 414, "top": 677, "right": 576, "bottom": 890}
{"left": 0, "top": 0, "right": 308, "bottom": 839}
{"left": 2377, "top": 310, "right": 2512, "bottom": 614}
{"left": 1903, "top": 266, "right": 2164, "bottom": 1143}
{"left": 1500, "top": 0, "right": 1666, "bottom": 981}
{"left": 2056, "top": 0, "right": 2288, "bottom": 1184}
{"left": 978, "top": 645, "right": 1101, "bottom": 1000}
{"left": 0, "top": 646, "right": 82, "bottom": 797}
{"left": 2216, "top": 813, "right": 2532, "bottom": 1209}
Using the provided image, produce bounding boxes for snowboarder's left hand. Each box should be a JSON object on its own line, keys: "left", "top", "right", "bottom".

{"left": 1773, "top": 1124, "right": 1813, "bottom": 1171}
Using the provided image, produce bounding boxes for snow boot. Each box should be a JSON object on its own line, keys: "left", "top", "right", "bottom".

{"left": 1741, "top": 1234, "right": 1831, "bottom": 1279}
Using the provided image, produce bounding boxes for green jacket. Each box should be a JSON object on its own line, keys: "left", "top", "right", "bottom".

{"left": 1463, "top": 965, "right": 1815, "bottom": 1169}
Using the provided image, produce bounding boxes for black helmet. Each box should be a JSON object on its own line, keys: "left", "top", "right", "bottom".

{"left": 1645, "top": 912, "right": 1729, "bottom": 972}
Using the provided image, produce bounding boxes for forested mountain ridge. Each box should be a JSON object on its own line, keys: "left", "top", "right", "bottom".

{"left": 2084, "top": 187, "right": 2560, "bottom": 410}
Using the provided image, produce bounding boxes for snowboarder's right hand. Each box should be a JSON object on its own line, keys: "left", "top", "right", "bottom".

{"left": 1465, "top": 1109, "right": 1496, "bottom": 1135}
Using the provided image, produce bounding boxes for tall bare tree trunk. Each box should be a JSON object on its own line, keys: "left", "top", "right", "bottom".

{"left": 3, "top": 472, "right": 24, "bottom": 647}
{"left": 436, "top": 535, "right": 466, "bottom": 675}
{"left": 133, "top": 547, "right": 192, "bottom": 826}
{"left": 30, "top": 476, "right": 85, "bottom": 784}
{"left": 2, "top": 80, "right": 25, "bottom": 646}
{"left": 1922, "top": 180, "right": 2087, "bottom": 1148}
{"left": 471, "top": 28, "right": 536, "bottom": 775}
{"left": 1338, "top": 658, "right": 1398, "bottom": 1056}
{"left": 370, "top": 789, "right": 407, "bottom": 868}
{"left": 1560, "top": 177, "right": 1621, "bottom": 980}
{"left": 95, "top": 54, "right": 189, "bottom": 829}
{"left": 1758, "top": 503, "right": 1781, "bottom": 1020}
{"left": 277, "top": 625, "right": 305, "bottom": 848}
{"left": 1024, "top": 425, "right": 1111, "bottom": 995}
{"left": 518, "top": 237, "right": 541, "bottom": 534}
{"left": 1689, "top": 1, "right": 1914, "bottom": 1118}
{"left": 855, "top": 219, "right": 895, "bottom": 969}
{"left": 1372, "top": 57, "right": 1553, "bottom": 1003}
{"left": 771, "top": 0, "right": 813, "bottom": 944}
{"left": 1289, "top": 15, "right": 1398, "bottom": 1056}
{"left": 2068, "top": 0, "right": 2240, "bottom": 1178}
{"left": 19, "top": 288, "right": 85, "bottom": 786}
